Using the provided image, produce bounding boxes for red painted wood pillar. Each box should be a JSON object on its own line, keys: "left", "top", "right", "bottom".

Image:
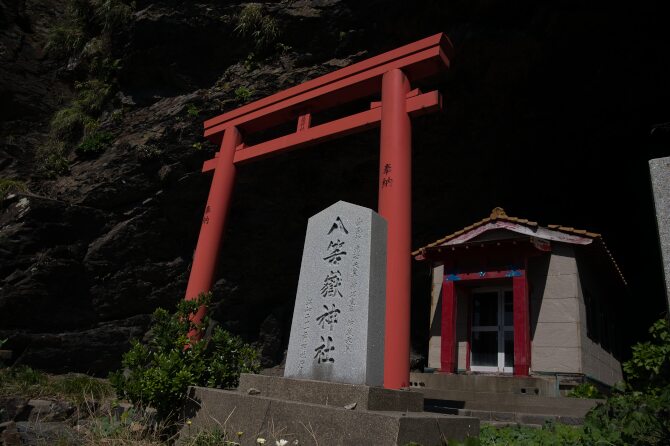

{"left": 440, "top": 280, "right": 457, "bottom": 373}
{"left": 378, "top": 68, "right": 412, "bottom": 389}
{"left": 512, "top": 270, "right": 531, "bottom": 376}
{"left": 184, "top": 127, "right": 242, "bottom": 337}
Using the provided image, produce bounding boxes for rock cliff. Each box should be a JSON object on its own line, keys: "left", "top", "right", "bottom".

{"left": 1, "top": 0, "right": 668, "bottom": 374}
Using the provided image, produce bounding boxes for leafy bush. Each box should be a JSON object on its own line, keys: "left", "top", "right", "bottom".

{"left": 0, "top": 179, "right": 27, "bottom": 200}
{"left": 235, "top": 3, "right": 280, "bottom": 51}
{"left": 623, "top": 318, "right": 669, "bottom": 391}
{"left": 567, "top": 382, "right": 603, "bottom": 399}
{"left": 110, "top": 293, "right": 260, "bottom": 420}
{"left": 480, "top": 317, "right": 670, "bottom": 446}
{"left": 583, "top": 385, "right": 670, "bottom": 445}
{"left": 582, "top": 316, "right": 670, "bottom": 445}
{"left": 76, "top": 131, "right": 114, "bottom": 157}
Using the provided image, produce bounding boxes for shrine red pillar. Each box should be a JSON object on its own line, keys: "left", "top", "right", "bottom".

{"left": 378, "top": 68, "right": 412, "bottom": 389}
{"left": 440, "top": 280, "right": 457, "bottom": 373}
{"left": 184, "top": 127, "right": 242, "bottom": 337}
{"left": 512, "top": 269, "right": 531, "bottom": 376}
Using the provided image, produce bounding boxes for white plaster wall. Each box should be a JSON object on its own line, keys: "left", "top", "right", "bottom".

{"left": 428, "top": 264, "right": 443, "bottom": 370}
{"left": 531, "top": 245, "right": 583, "bottom": 373}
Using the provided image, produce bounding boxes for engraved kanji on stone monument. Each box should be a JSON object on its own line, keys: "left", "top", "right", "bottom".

{"left": 285, "top": 201, "right": 387, "bottom": 386}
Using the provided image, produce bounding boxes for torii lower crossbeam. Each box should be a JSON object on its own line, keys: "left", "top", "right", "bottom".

{"left": 185, "top": 33, "right": 453, "bottom": 389}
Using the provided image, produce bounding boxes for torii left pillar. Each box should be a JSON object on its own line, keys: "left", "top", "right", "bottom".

{"left": 184, "top": 126, "right": 241, "bottom": 336}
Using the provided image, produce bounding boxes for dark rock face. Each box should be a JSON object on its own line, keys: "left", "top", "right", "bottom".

{"left": 1, "top": 0, "right": 669, "bottom": 374}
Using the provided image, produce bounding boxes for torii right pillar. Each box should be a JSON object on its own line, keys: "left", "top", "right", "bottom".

{"left": 378, "top": 68, "right": 412, "bottom": 389}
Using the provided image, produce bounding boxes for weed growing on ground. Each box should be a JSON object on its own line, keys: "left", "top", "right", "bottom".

{"left": 0, "top": 179, "right": 27, "bottom": 200}
{"left": 0, "top": 366, "right": 113, "bottom": 406}
{"left": 235, "top": 3, "right": 280, "bottom": 52}
{"left": 76, "top": 130, "right": 114, "bottom": 157}
{"left": 41, "top": 0, "right": 131, "bottom": 177}
{"left": 35, "top": 141, "right": 70, "bottom": 178}
{"left": 234, "top": 86, "right": 253, "bottom": 102}
{"left": 136, "top": 144, "right": 162, "bottom": 162}
{"left": 186, "top": 104, "right": 200, "bottom": 118}
{"left": 567, "top": 382, "right": 603, "bottom": 399}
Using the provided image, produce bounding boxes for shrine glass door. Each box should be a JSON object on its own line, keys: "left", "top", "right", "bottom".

{"left": 470, "top": 288, "right": 514, "bottom": 373}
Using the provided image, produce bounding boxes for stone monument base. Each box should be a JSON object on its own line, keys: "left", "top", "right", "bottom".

{"left": 179, "top": 374, "right": 479, "bottom": 446}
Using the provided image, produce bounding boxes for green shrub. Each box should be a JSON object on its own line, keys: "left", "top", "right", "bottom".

{"left": 479, "top": 317, "right": 670, "bottom": 446}
{"left": 567, "top": 382, "right": 603, "bottom": 399}
{"left": 235, "top": 3, "right": 280, "bottom": 51}
{"left": 110, "top": 293, "right": 260, "bottom": 420}
{"left": 76, "top": 131, "right": 114, "bottom": 157}
{"left": 623, "top": 317, "right": 670, "bottom": 391}
{"left": 0, "top": 179, "right": 27, "bottom": 200}
{"left": 582, "top": 317, "right": 670, "bottom": 445}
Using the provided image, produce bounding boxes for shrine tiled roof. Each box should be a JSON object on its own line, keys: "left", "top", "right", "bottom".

{"left": 412, "top": 207, "right": 600, "bottom": 255}
{"left": 412, "top": 207, "right": 626, "bottom": 284}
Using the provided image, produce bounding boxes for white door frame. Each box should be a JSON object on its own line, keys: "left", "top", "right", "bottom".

{"left": 470, "top": 287, "right": 514, "bottom": 374}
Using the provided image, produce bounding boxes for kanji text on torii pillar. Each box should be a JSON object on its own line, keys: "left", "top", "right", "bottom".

{"left": 184, "top": 33, "right": 453, "bottom": 389}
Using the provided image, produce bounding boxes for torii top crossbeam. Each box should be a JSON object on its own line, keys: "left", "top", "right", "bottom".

{"left": 185, "top": 33, "right": 453, "bottom": 389}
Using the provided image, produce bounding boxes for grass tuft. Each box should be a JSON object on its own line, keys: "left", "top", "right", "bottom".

{"left": 0, "top": 366, "right": 113, "bottom": 405}
{"left": 235, "top": 3, "right": 280, "bottom": 51}
{"left": 0, "top": 179, "right": 27, "bottom": 200}
{"left": 36, "top": 141, "right": 70, "bottom": 178}
{"left": 76, "top": 131, "right": 114, "bottom": 157}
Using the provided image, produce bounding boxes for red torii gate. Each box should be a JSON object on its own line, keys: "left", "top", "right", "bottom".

{"left": 184, "top": 33, "right": 453, "bottom": 389}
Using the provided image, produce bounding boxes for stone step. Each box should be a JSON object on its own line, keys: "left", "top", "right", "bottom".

{"left": 418, "top": 388, "right": 600, "bottom": 417}
{"left": 424, "top": 403, "right": 586, "bottom": 427}
{"left": 239, "top": 373, "right": 423, "bottom": 412}
{"left": 180, "top": 384, "right": 480, "bottom": 446}
{"left": 410, "top": 372, "right": 558, "bottom": 396}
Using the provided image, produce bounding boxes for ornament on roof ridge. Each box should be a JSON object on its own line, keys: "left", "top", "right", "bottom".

{"left": 490, "top": 207, "right": 507, "bottom": 219}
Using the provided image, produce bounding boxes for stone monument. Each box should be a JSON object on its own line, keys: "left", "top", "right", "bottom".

{"left": 284, "top": 200, "right": 387, "bottom": 386}
{"left": 650, "top": 156, "right": 670, "bottom": 310}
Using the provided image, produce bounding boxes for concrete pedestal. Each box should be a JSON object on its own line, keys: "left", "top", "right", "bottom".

{"left": 180, "top": 374, "right": 479, "bottom": 446}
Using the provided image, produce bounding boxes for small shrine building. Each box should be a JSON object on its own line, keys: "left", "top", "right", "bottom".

{"left": 413, "top": 208, "right": 625, "bottom": 386}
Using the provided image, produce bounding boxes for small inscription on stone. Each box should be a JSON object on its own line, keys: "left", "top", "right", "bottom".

{"left": 284, "top": 201, "right": 387, "bottom": 386}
